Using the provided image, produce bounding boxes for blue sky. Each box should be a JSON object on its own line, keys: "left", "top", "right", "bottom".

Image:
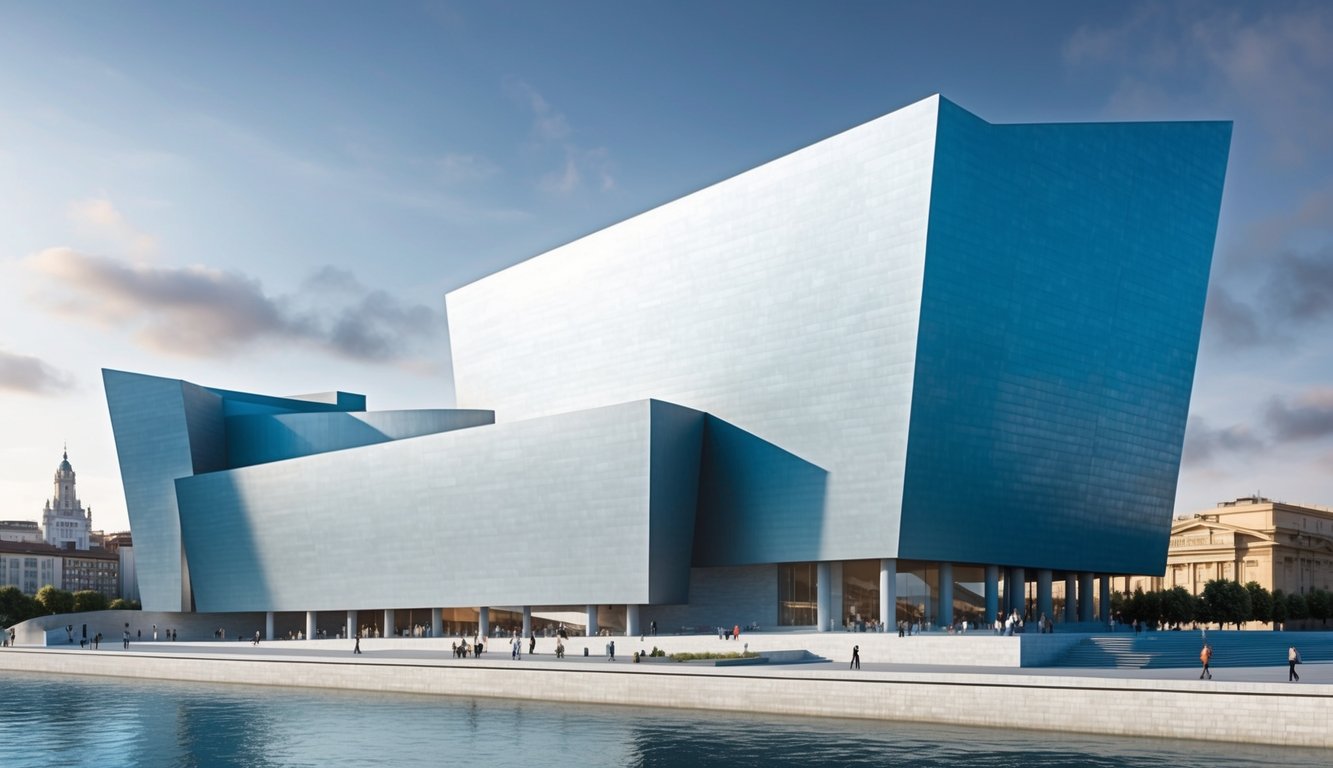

{"left": 2, "top": 1, "right": 1330, "bottom": 534}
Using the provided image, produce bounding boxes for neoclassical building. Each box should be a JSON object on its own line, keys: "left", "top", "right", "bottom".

{"left": 104, "top": 95, "right": 1231, "bottom": 638}
{"left": 42, "top": 449, "right": 94, "bottom": 551}
{"left": 1116, "top": 496, "right": 1333, "bottom": 598}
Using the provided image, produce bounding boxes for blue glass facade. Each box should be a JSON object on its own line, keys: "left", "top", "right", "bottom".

{"left": 105, "top": 96, "right": 1230, "bottom": 625}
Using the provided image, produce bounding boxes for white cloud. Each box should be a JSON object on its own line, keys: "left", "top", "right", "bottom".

{"left": 26, "top": 248, "right": 442, "bottom": 367}
{"left": 0, "top": 348, "right": 74, "bottom": 395}
{"left": 504, "top": 77, "right": 615, "bottom": 196}
{"left": 67, "top": 197, "right": 158, "bottom": 256}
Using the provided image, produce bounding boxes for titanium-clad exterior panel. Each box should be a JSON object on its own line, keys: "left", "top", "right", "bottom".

{"left": 224, "top": 409, "right": 495, "bottom": 467}
{"left": 174, "top": 400, "right": 703, "bottom": 613}
{"left": 898, "top": 103, "right": 1230, "bottom": 574}
{"left": 103, "top": 370, "right": 224, "bottom": 612}
{"left": 447, "top": 96, "right": 942, "bottom": 564}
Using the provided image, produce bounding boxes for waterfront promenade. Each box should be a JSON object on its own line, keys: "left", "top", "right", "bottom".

{"left": 1, "top": 633, "right": 1329, "bottom": 748}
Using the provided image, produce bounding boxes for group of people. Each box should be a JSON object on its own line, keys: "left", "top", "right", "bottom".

{"left": 717, "top": 625, "right": 742, "bottom": 641}
{"left": 451, "top": 637, "right": 485, "bottom": 658}
{"left": 1196, "top": 642, "right": 1305, "bottom": 682}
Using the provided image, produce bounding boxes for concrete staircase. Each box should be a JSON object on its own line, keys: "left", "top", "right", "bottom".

{"left": 1050, "top": 630, "right": 1333, "bottom": 669}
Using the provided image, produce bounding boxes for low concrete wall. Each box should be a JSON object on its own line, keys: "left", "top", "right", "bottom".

{"left": 12, "top": 610, "right": 270, "bottom": 646}
{"left": 0, "top": 648, "right": 1327, "bottom": 748}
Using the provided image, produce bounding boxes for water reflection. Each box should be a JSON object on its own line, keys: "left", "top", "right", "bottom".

{"left": 0, "top": 671, "right": 1324, "bottom": 768}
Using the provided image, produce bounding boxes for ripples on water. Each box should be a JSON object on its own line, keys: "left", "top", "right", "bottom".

{"left": 0, "top": 671, "right": 1325, "bottom": 767}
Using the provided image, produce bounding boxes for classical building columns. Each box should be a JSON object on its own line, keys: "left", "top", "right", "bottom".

{"left": 1064, "top": 573, "right": 1078, "bottom": 623}
{"left": 265, "top": 611, "right": 274, "bottom": 641}
{"left": 306, "top": 610, "right": 317, "bottom": 640}
{"left": 431, "top": 607, "right": 443, "bottom": 638}
{"left": 347, "top": 610, "right": 357, "bottom": 639}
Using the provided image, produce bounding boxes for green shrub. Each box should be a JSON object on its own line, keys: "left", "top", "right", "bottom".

{"left": 669, "top": 651, "right": 760, "bottom": 662}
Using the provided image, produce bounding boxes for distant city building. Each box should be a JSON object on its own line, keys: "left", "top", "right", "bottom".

{"left": 42, "top": 449, "right": 93, "bottom": 551}
{"left": 1115, "top": 496, "right": 1333, "bottom": 598}
{"left": 0, "top": 539, "right": 121, "bottom": 600}
{"left": 60, "top": 547, "right": 120, "bottom": 597}
{"left": 0, "top": 541, "right": 61, "bottom": 595}
{"left": 104, "top": 531, "right": 138, "bottom": 603}
{"left": 0, "top": 520, "right": 43, "bottom": 544}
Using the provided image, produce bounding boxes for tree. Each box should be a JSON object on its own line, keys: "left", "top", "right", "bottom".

{"left": 72, "top": 590, "right": 110, "bottom": 613}
{"left": 1160, "top": 587, "right": 1195, "bottom": 628}
{"left": 1139, "top": 590, "right": 1163, "bottom": 628}
{"left": 1120, "top": 588, "right": 1145, "bottom": 626}
{"left": 1271, "top": 589, "right": 1288, "bottom": 628}
{"left": 1286, "top": 592, "right": 1309, "bottom": 622}
{"left": 1193, "top": 594, "right": 1212, "bottom": 628}
{"left": 0, "top": 586, "right": 41, "bottom": 627}
{"left": 1202, "top": 579, "right": 1250, "bottom": 630}
{"left": 1305, "top": 588, "right": 1330, "bottom": 627}
{"left": 34, "top": 585, "right": 75, "bottom": 616}
{"left": 1244, "top": 581, "right": 1272, "bottom": 626}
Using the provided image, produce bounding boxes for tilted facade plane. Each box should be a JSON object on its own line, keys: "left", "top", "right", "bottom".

{"left": 105, "top": 95, "right": 1231, "bottom": 636}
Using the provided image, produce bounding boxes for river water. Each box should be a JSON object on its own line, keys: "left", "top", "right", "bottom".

{"left": 0, "top": 671, "right": 1325, "bottom": 767}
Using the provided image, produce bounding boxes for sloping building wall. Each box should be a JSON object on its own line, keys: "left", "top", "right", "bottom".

{"left": 173, "top": 400, "right": 704, "bottom": 613}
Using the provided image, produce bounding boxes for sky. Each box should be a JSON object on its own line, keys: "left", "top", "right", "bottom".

{"left": 1, "top": 1, "right": 1330, "bottom": 535}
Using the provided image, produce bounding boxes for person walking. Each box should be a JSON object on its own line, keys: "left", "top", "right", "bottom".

{"left": 609, "top": 639, "right": 616, "bottom": 661}
{"left": 353, "top": 635, "right": 361, "bottom": 655}
{"left": 1199, "top": 643, "right": 1212, "bottom": 679}
{"left": 850, "top": 644, "right": 861, "bottom": 670}
{"left": 1288, "top": 646, "right": 1301, "bottom": 682}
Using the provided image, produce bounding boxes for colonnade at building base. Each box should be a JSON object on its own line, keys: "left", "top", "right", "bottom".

{"left": 254, "top": 603, "right": 651, "bottom": 642}
{"left": 834, "top": 559, "right": 1118, "bottom": 633}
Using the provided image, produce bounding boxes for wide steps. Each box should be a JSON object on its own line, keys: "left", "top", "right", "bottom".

{"left": 1048, "top": 630, "right": 1333, "bottom": 669}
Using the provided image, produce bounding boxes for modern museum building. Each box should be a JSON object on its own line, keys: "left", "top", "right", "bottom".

{"left": 104, "top": 95, "right": 1231, "bottom": 638}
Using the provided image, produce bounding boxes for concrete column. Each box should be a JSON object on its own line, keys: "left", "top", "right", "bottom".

{"left": 626, "top": 604, "right": 640, "bottom": 637}
{"left": 816, "top": 562, "right": 832, "bottom": 632}
{"left": 305, "top": 610, "right": 317, "bottom": 640}
{"left": 1098, "top": 575, "right": 1112, "bottom": 625}
{"left": 830, "top": 561, "right": 844, "bottom": 630}
{"left": 346, "top": 610, "right": 357, "bottom": 639}
{"left": 431, "top": 607, "right": 443, "bottom": 638}
{"left": 1036, "top": 570, "right": 1053, "bottom": 625}
{"left": 984, "top": 565, "right": 1000, "bottom": 626}
{"left": 1064, "top": 574, "right": 1078, "bottom": 623}
{"left": 522, "top": 606, "right": 532, "bottom": 637}
{"left": 265, "top": 611, "right": 275, "bottom": 641}
{"left": 384, "top": 609, "right": 395, "bottom": 638}
{"left": 1078, "top": 572, "right": 1095, "bottom": 623}
{"left": 1011, "top": 567, "right": 1026, "bottom": 617}
{"left": 879, "top": 558, "right": 897, "bottom": 627}
{"left": 478, "top": 607, "right": 490, "bottom": 638}
{"left": 938, "top": 562, "right": 954, "bottom": 629}
{"left": 585, "top": 604, "right": 598, "bottom": 637}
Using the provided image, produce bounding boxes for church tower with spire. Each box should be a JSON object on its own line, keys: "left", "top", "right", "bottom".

{"left": 43, "top": 446, "right": 93, "bottom": 550}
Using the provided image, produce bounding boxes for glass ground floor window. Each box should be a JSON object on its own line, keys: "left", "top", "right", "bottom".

{"left": 841, "top": 559, "right": 880, "bottom": 628}
{"left": 777, "top": 562, "right": 817, "bottom": 626}
{"left": 896, "top": 561, "right": 939, "bottom": 628}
